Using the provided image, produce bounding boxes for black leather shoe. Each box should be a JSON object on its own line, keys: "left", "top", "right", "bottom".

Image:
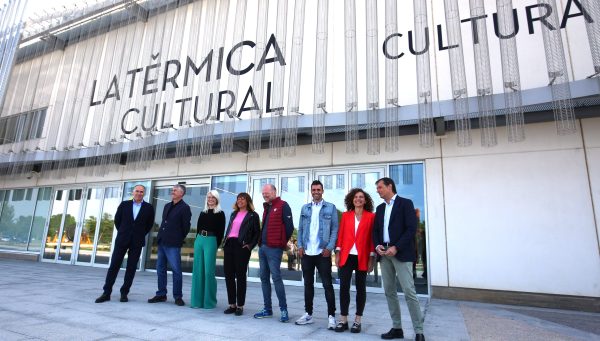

{"left": 120, "top": 295, "right": 128, "bottom": 302}
{"left": 350, "top": 322, "right": 361, "bottom": 333}
{"left": 95, "top": 294, "right": 110, "bottom": 303}
{"left": 334, "top": 321, "right": 349, "bottom": 332}
{"left": 224, "top": 306, "right": 236, "bottom": 314}
{"left": 381, "top": 328, "right": 404, "bottom": 339}
{"left": 147, "top": 295, "right": 167, "bottom": 303}
{"left": 415, "top": 334, "right": 425, "bottom": 341}
{"left": 235, "top": 307, "right": 244, "bottom": 316}
{"left": 175, "top": 298, "right": 185, "bottom": 306}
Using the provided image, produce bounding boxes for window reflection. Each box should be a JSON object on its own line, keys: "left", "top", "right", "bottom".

{"left": 77, "top": 188, "right": 102, "bottom": 263}
{"left": 28, "top": 188, "right": 52, "bottom": 252}
{"left": 389, "top": 164, "right": 427, "bottom": 294}
{"left": 57, "top": 189, "right": 83, "bottom": 262}
{"left": 44, "top": 190, "right": 66, "bottom": 260}
{"left": 212, "top": 174, "right": 247, "bottom": 277}
{"left": 0, "top": 188, "right": 38, "bottom": 251}
{"left": 146, "top": 186, "right": 208, "bottom": 273}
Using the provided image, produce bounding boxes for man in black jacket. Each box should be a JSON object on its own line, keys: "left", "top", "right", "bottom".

{"left": 96, "top": 185, "right": 155, "bottom": 303}
{"left": 148, "top": 184, "right": 192, "bottom": 306}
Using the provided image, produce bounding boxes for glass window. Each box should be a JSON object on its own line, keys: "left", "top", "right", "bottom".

{"left": 28, "top": 187, "right": 52, "bottom": 252}
{"left": 0, "top": 191, "right": 5, "bottom": 215}
{"left": 0, "top": 121, "right": 6, "bottom": 145}
{"left": 211, "top": 175, "right": 247, "bottom": 277}
{"left": 280, "top": 175, "right": 307, "bottom": 229}
{"left": 96, "top": 186, "right": 122, "bottom": 265}
{"left": 21, "top": 112, "right": 34, "bottom": 141}
{"left": 57, "top": 189, "right": 83, "bottom": 262}
{"left": 44, "top": 189, "right": 66, "bottom": 260}
{"left": 123, "top": 181, "right": 151, "bottom": 202}
{"left": 146, "top": 185, "right": 208, "bottom": 273}
{"left": 351, "top": 170, "right": 384, "bottom": 207}
{"left": 317, "top": 173, "right": 346, "bottom": 216}
{"left": 77, "top": 188, "right": 103, "bottom": 263}
{"left": 3, "top": 116, "right": 17, "bottom": 144}
{"left": 389, "top": 163, "right": 427, "bottom": 294}
{"left": 0, "top": 189, "right": 36, "bottom": 251}
{"left": 15, "top": 115, "right": 26, "bottom": 142}
{"left": 211, "top": 174, "right": 247, "bottom": 225}
{"left": 0, "top": 108, "right": 47, "bottom": 144}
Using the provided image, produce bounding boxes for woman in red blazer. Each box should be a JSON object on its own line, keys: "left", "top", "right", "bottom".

{"left": 334, "top": 188, "right": 376, "bottom": 334}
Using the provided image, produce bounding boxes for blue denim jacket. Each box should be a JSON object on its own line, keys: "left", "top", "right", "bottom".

{"left": 297, "top": 200, "right": 339, "bottom": 252}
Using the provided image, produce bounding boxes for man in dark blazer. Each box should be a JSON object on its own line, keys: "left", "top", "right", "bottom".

{"left": 96, "top": 185, "right": 155, "bottom": 303}
{"left": 373, "top": 177, "right": 425, "bottom": 341}
{"left": 148, "top": 184, "right": 191, "bottom": 306}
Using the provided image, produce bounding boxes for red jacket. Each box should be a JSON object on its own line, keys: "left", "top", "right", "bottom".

{"left": 336, "top": 210, "right": 375, "bottom": 271}
{"left": 261, "top": 197, "right": 291, "bottom": 248}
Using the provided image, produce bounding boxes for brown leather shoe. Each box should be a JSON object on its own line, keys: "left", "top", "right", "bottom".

{"left": 174, "top": 298, "right": 185, "bottom": 306}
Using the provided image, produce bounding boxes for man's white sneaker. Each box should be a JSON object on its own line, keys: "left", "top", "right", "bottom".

{"left": 295, "top": 312, "right": 314, "bottom": 325}
{"left": 328, "top": 315, "right": 336, "bottom": 330}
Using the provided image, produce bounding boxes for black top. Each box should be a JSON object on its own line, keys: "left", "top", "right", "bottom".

{"left": 197, "top": 209, "right": 226, "bottom": 246}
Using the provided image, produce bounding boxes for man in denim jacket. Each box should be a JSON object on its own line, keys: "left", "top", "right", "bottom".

{"left": 294, "top": 180, "right": 339, "bottom": 330}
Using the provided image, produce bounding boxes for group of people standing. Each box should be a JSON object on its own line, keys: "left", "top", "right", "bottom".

{"left": 94, "top": 178, "right": 425, "bottom": 341}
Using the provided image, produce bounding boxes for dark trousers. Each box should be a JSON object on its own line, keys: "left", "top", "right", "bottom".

{"left": 301, "top": 254, "right": 336, "bottom": 316}
{"left": 102, "top": 243, "right": 142, "bottom": 296}
{"left": 338, "top": 254, "right": 367, "bottom": 316}
{"left": 223, "top": 238, "right": 251, "bottom": 306}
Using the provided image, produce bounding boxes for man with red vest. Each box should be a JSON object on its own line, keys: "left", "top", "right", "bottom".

{"left": 253, "top": 184, "right": 294, "bottom": 322}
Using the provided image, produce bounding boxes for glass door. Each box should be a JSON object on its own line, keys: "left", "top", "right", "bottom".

{"left": 314, "top": 167, "right": 385, "bottom": 288}
{"left": 145, "top": 180, "right": 210, "bottom": 273}
{"left": 74, "top": 185, "right": 122, "bottom": 266}
{"left": 350, "top": 168, "right": 385, "bottom": 207}
{"left": 248, "top": 173, "right": 309, "bottom": 283}
{"left": 43, "top": 188, "right": 84, "bottom": 263}
{"left": 389, "top": 163, "right": 428, "bottom": 295}
{"left": 76, "top": 187, "right": 103, "bottom": 264}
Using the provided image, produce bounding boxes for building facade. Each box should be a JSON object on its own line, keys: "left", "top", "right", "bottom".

{"left": 0, "top": 0, "right": 599, "bottom": 311}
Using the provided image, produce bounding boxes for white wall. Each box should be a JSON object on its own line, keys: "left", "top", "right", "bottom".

{"left": 437, "top": 121, "right": 600, "bottom": 296}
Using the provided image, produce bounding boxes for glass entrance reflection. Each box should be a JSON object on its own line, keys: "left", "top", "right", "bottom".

{"left": 74, "top": 186, "right": 122, "bottom": 265}
{"left": 248, "top": 174, "right": 307, "bottom": 283}
{"left": 77, "top": 188, "right": 102, "bottom": 264}
{"left": 97, "top": 186, "right": 121, "bottom": 265}
{"left": 43, "top": 190, "right": 66, "bottom": 260}
{"left": 146, "top": 185, "right": 209, "bottom": 273}
{"left": 57, "top": 189, "right": 83, "bottom": 262}
{"left": 43, "top": 189, "right": 83, "bottom": 262}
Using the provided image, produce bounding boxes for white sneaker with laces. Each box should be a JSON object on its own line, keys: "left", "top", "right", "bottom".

{"left": 295, "top": 312, "right": 314, "bottom": 325}
{"left": 328, "top": 315, "right": 336, "bottom": 330}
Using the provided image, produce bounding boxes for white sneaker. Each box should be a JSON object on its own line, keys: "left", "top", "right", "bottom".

{"left": 295, "top": 312, "right": 314, "bottom": 325}
{"left": 328, "top": 315, "right": 336, "bottom": 330}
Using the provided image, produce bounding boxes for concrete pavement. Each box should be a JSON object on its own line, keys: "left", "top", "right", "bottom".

{"left": 0, "top": 259, "right": 598, "bottom": 340}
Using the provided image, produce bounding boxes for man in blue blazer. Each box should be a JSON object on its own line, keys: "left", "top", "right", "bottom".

{"left": 96, "top": 185, "right": 155, "bottom": 303}
{"left": 373, "top": 177, "right": 425, "bottom": 341}
{"left": 148, "top": 184, "right": 191, "bottom": 306}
